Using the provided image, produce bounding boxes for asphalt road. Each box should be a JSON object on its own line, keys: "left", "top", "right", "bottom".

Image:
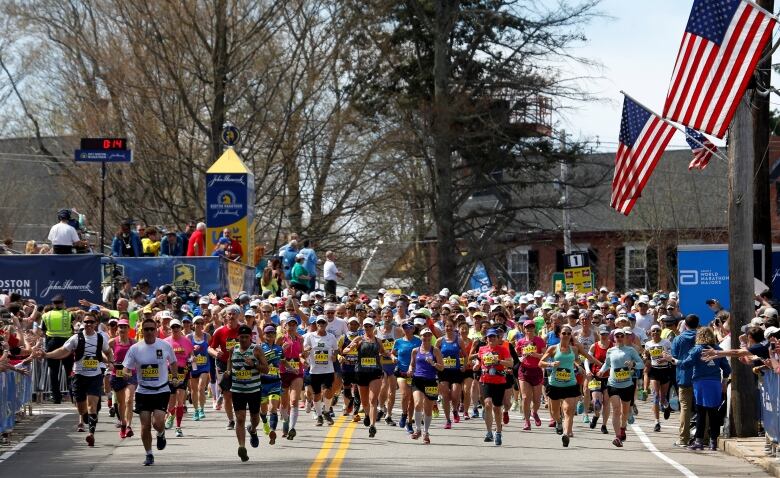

{"left": 0, "top": 396, "right": 770, "bottom": 478}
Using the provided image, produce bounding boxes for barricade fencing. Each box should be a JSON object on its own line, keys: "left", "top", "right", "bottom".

{"left": 0, "top": 369, "right": 33, "bottom": 433}
{"left": 761, "top": 371, "right": 780, "bottom": 446}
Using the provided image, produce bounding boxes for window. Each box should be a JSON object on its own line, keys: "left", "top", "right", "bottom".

{"left": 507, "top": 248, "right": 529, "bottom": 291}
{"left": 625, "top": 246, "right": 647, "bottom": 290}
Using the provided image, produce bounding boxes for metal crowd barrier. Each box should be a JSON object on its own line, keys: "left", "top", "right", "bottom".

{"left": 0, "top": 369, "right": 33, "bottom": 433}
{"left": 761, "top": 371, "right": 780, "bottom": 453}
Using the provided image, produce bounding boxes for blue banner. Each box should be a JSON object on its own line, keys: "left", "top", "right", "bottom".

{"left": 206, "top": 173, "right": 249, "bottom": 229}
{"left": 0, "top": 254, "right": 102, "bottom": 305}
{"left": 677, "top": 247, "right": 729, "bottom": 325}
{"left": 469, "top": 261, "right": 492, "bottom": 293}
{"left": 102, "top": 256, "right": 255, "bottom": 296}
{"left": 761, "top": 371, "right": 780, "bottom": 444}
{"left": 0, "top": 371, "right": 33, "bottom": 433}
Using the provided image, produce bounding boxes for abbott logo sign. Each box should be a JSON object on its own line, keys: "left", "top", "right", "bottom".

{"left": 679, "top": 270, "right": 699, "bottom": 285}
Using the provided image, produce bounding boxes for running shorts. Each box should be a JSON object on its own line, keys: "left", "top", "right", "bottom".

{"left": 437, "top": 368, "right": 463, "bottom": 385}
{"left": 546, "top": 384, "right": 581, "bottom": 401}
{"left": 281, "top": 372, "right": 303, "bottom": 389}
{"left": 356, "top": 370, "right": 383, "bottom": 387}
{"left": 310, "top": 372, "right": 335, "bottom": 395}
{"left": 110, "top": 374, "right": 138, "bottom": 392}
{"left": 168, "top": 370, "right": 190, "bottom": 392}
{"left": 648, "top": 367, "right": 673, "bottom": 385}
{"left": 232, "top": 391, "right": 262, "bottom": 414}
{"left": 518, "top": 366, "right": 543, "bottom": 386}
{"left": 72, "top": 374, "right": 103, "bottom": 402}
{"left": 608, "top": 383, "right": 636, "bottom": 403}
{"left": 480, "top": 382, "right": 506, "bottom": 405}
{"left": 341, "top": 370, "right": 358, "bottom": 387}
{"left": 134, "top": 391, "right": 171, "bottom": 414}
{"left": 462, "top": 370, "right": 475, "bottom": 381}
{"left": 382, "top": 364, "right": 395, "bottom": 376}
{"left": 412, "top": 377, "right": 439, "bottom": 401}
{"left": 261, "top": 381, "right": 282, "bottom": 402}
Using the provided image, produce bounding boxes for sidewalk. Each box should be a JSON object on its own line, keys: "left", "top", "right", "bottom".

{"left": 720, "top": 437, "right": 780, "bottom": 478}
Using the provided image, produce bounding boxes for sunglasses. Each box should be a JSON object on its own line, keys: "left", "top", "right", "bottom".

{"left": 615, "top": 333, "right": 625, "bottom": 338}
{"left": 171, "top": 325, "right": 182, "bottom": 329}
{"left": 143, "top": 327, "right": 157, "bottom": 332}
{"left": 364, "top": 324, "right": 374, "bottom": 328}
{"left": 560, "top": 331, "right": 571, "bottom": 336}
{"left": 119, "top": 325, "right": 129, "bottom": 329}
{"left": 83, "top": 321, "right": 95, "bottom": 325}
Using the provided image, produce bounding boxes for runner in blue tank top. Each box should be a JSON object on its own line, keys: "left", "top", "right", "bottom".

{"left": 436, "top": 317, "right": 466, "bottom": 429}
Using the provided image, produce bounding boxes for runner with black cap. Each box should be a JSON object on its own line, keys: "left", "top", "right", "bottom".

{"left": 259, "top": 324, "right": 284, "bottom": 443}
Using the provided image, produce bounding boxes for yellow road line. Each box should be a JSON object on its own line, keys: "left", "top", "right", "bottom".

{"left": 306, "top": 415, "right": 347, "bottom": 478}
{"left": 325, "top": 420, "right": 358, "bottom": 478}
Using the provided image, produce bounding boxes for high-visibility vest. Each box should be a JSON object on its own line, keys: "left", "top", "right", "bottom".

{"left": 42, "top": 309, "right": 72, "bottom": 338}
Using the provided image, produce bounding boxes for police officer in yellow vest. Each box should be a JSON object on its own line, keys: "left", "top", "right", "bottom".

{"left": 40, "top": 294, "right": 74, "bottom": 403}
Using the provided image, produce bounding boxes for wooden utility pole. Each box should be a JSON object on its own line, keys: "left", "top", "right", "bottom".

{"left": 729, "top": 92, "right": 758, "bottom": 437}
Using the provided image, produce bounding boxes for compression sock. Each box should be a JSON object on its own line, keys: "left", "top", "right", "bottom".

{"left": 88, "top": 414, "right": 98, "bottom": 434}
{"left": 414, "top": 411, "right": 423, "bottom": 433}
{"left": 424, "top": 414, "right": 432, "bottom": 433}
{"left": 290, "top": 407, "right": 299, "bottom": 429}
{"left": 270, "top": 412, "right": 278, "bottom": 430}
{"left": 314, "top": 400, "right": 323, "bottom": 417}
{"left": 260, "top": 413, "right": 267, "bottom": 423}
{"left": 175, "top": 406, "right": 184, "bottom": 427}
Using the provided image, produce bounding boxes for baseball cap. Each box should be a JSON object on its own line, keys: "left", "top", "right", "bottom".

{"left": 751, "top": 317, "right": 765, "bottom": 327}
{"left": 401, "top": 321, "right": 415, "bottom": 329}
{"left": 301, "top": 294, "right": 311, "bottom": 302}
{"left": 315, "top": 316, "right": 328, "bottom": 324}
{"left": 88, "top": 305, "right": 101, "bottom": 313}
{"left": 377, "top": 288, "right": 386, "bottom": 294}
{"left": 348, "top": 317, "right": 361, "bottom": 324}
{"left": 420, "top": 327, "right": 433, "bottom": 335}
{"left": 650, "top": 324, "right": 662, "bottom": 332}
{"left": 198, "top": 296, "right": 210, "bottom": 305}
{"left": 263, "top": 325, "right": 277, "bottom": 334}
{"left": 523, "top": 320, "right": 535, "bottom": 328}
{"left": 170, "top": 319, "right": 182, "bottom": 327}
{"left": 108, "top": 317, "right": 118, "bottom": 324}
{"left": 414, "top": 308, "right": 432, "bottom": 318}
{"left": 599, "top": 287, "right": 609, "bottom": 293}
{"left": 250, "top": 299, "right": 261, "bottom": 308}
{"left": 765, "top": 326, "right": 780, "bottom": 339}
{"left": 467, "top": 302, "right": 479, "bottom": 309}
{"left": 485, "top": 328, "right": 499, "bottom": 337}
{"left": 159, "top": 310, "right": 173, "bottom": 319}
{"left": 763, "top": 307, "right": 779, "bottom": 319}
{"left": 533, "top": 290, "right": 544, "bottom": 298}
{"left": 598, "top": 324, "right": 609, "bottom": 334}
{"left": 244, "top": 309, "right": 256, "bottom": 317}
{"left": 363, "top": 318, "right": 376, "bottom": 327}
{"left": 413, "top": 317, "right": 427, "bottom": 326}
{"left": 238, "top": 325, "right": 253, "bottom": 336}
{"left": 117, "top": 319, "right": 130, "bottom": 326}
{"left": 622, "top": 326, "right": 633, "bottom": 335}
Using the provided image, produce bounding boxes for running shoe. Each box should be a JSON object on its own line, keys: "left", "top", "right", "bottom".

{"left": 709, "top": 440, "right": 717, "bottom": 451}
{"left": 653, "top": 423, "right": 661, "bottom": 432}
{"left": 325, "top": 414, "right": 335, "bottom": 426}
{"left": 562, "top": 435, "right": 569, "bottom": 447}
{"left": 165, "top": 415, "right": 174, "bottom": 430}
{"left": 502, "top": 411, "right": 509, "bottom": 425}
{"left": 399, "top": 414, "right": 407, "bottom": 428}
{"left": 384, "top": 416, "right": 395, "bottom": 426}
{"left": 423, "top": 433, "right": 430, "bottom": 444}
{"left": 664, "top": 405, "right": 672, "bottom": 421}
{"left": 86, "top": 434, "right": 95, "bottom": 447}
{"left": 444, "top": 420, "right": 452, "bottom": 430}
{"left": 612, "top": 437, "right": 623, "bottom": 447}
{"left": 363, "top": 415, "right": 370, "bottom": 427}
{"left": 406, "top": 424, "right": 414, "bottom": 435}
{"left": 216, "top": 396, "right": 223, "bottom": 410}
{"left": 411, "top": 430, "right": 421, "bottom": 440}
{"left": 453, "top": 412, "right": 460, "bottom": 423}
{"left": 369, "top": 425, "right": 376, "bottom": 438}
{"left": 305, "top": 400, "right": 312, "bottom": 414}
{"left": 638, "top": 389, "right": 648, "bottom": 401}
{"left": 143, "top": 454, "right": 154, "bottom": 466}
{"left": 632, "top": 403, "right": 639, "bottom": 415}
{"left": 582, "top": 415, "right": 590, "bottom": 424}
{"left": 627, "top": 412, "right": 635, "bottom": 425}
{"left": 548, "top": 419, "right": 557, "bottom": 428}
{"left": 353, "top": 414, "right": 361, "bottom": 423}
{"left": 512, "top": 400, "right": 520, "bottom": 411}
{"left": 120, "top": 426, "right": 127, "bottom": 439}
{"left": 226, "top": 420, "right": 236, "bottom": 430}
{"left": 263, "top": 421, "right": 271, "bottom": 435}
{"left": 156, "top": 432, "right": 167, "bottom": 450}
{"left": 555, "top": 421, "right": 563, "bottom": 435}
{"left": 688, "top": 439, "right": 704, "bottom": 451}
{"left": 287, "top": 428, "right": 296, "bottom": 440}
{"left": 377, "top": 410, "right": 385, "bottom": 421}
{"left": 590, "top": 416, "right": 599, "bottom": 429}
{"left": 175, "top": 427, "right": 183, "bottom": 438}
{"left": 191, "top": 411, "right": 200, "bottom": 421}
{"left": 108, "top": 402, "right": 115, "bottom": 416}
{"left": 484, "top": 431, "right": 493, "bottom": 442}
{"left": 77, "top": 424, "right": 86, "bottom": 433}
{"left": 471, "top": 407, "right": 479, "bottom": 418}
{"left": 345, "top": 399, "right": 354, "bottom": 415}
{"left": 269, "top": 430, "right": 277, "bottom": 445}
{"left": 495, "top": 432, "right": 502, "bottom": 446}
{"left": 316, "top": 415, "right": 324, "bottom": 427}
{"left": 533, "top": 412, "right": 541, "bottom": 427}
{"left": 601, "top": 424, "right": 608, "bottom": 434}
{"left": 463, "top": 413, "right": 470, "bottom": 421}
{"left": 432, "top": 408, "right": 440, "bottom": 419}
{"left": 523, "top": 419, "right": 531, "bottom": 431}
{"left": 126, "top": 427, "right": 134, "bottom": 438}
{"left": 238, "top": 446, "right": 249, "bottom": 462}
{"left": 619, "top": 427, "right": 627, "bottom": 441}
{"left": 576, "top": 401, "right": 584, "bottom": 415}
{"left": 249, "top": 429, "right": 259, "bottom": 448}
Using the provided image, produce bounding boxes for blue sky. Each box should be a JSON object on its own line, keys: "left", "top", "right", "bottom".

{"left": 561, "top": 0, "right": 773, "bottom": 150}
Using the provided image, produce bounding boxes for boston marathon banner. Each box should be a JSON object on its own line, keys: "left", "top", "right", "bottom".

{"left": 206, "top": 149, "right": 255, "bottom": 265}
{"left": 0, "top": 254, "right": 102, "bottom": 305}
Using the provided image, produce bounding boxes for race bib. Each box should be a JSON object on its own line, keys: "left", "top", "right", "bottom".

{"left": 82, "top": 357, "right": 99, "bottom": 371}
{"left": 314, "top": 352, "right": 329, "bottom": 365}
{"left": 405, "top": 377, "right": 412, "bottom": 385}
{"left": 554, "top": 369, "right": 571, "bottom": 382}
{"left": 483, "top": 353, "right": 496, "bottom": 366}
{"left": 522, "top": 345, "right": 536, "bottom": 355}
{"left": 267, "top": 365, "right": 279, "bottom": 377}
{"left": 649, "top": 348, "right": 662, "bottom": 358}
{"left": 443, "top": 357, "right": 457, "bottom": 369}
{"left": 234, "top": 369, "right": 252, "bottom": 381}
{"left": 226, "top": 339, "right": 238, "bottom": 350}
{"left": 345, "top": 349, "right": 358, "bottom": 357}
{"left": 424, "top": 386, "right": 439, "bottom": 396}
{"left": 382, "top": 340, "right": 394, "bottom": 352}
{"left": 614, "top": 368, "right": 631, "bottom": 382}
{"left": 141, "top": 364, "right": 160, "bottom": 381}
{"left": 587, "top": 379, "right": 602, "bottom": 391}
{"left": 195, "top": 355, "right": 207, "bottom": 365}
{"left": 174, "top": 372, "right": 187, "bottom": 382}
{"left": 360, "top": 357, "right": 377, "bottom": 367}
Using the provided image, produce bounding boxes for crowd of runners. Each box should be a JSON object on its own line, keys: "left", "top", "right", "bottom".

{"left": 5, "top": 284, "right": 777, "bottom": 465}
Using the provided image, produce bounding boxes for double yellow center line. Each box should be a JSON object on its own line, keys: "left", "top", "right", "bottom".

{"left": 306, "top": 415, "right": 358, "bottom": 478}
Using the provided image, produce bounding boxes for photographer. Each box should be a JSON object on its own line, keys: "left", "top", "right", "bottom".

{"left": 48, "top": 209, "right": 86, "bottom": 254}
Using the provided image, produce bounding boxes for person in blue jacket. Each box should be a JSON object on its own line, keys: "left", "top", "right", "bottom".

{"left": 110, "top": 220, "right": 142, "bottom": 257}
{"left": 670, "top": 314, "right": 699, "bottom": 447}
{"left": 667, "top": 326, "right": 730, "bottom": 451}
{"left": 160, "top": 231, "right": 184, "bottom": 256}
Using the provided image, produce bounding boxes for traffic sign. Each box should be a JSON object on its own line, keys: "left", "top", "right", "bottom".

{"left": 75, "top": 149, "right": 132, "bottom": 163}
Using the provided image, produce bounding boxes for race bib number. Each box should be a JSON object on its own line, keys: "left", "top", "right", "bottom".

{"left": 360, "top": 357, "right": 377, "bottom": 367}
{"left": 405, "top": 377, "right": 412, "bottom": 385}
{"left": 554, "top": 369, "right": 571, "bottom": 382}
{"left": 522, "top": 345, "right": 536, "bottom": 355}
{"left": 382, "top": 340, "right": 394, "bottom": 352}
{"left": 614, "top": 368, "right": 631, "bottom": 382}
{"left": 234, "top": 369, "right": 252, "bottom": 381}
{"left": 649, "top": 348, "right": 662, "bottom": 358}
{"left": 587, "top": 379, "right": 602, "bottom": 391}
{"left": 314, "top": 352, "right": 329, "bottom": 365}
{"left": 483, "top": 353, "right": 496, "bottom": 366}
{"left": 443, "top": 357, "right": 457, "bottom": 369}
{"left": 195, "top": 355, "right": 207, "bottom": 365}
{"left": 267, "top": 365, "right": 279, "bottom": 377}
{"left": 345, "top": 349, "right": 358, "bottom": 357}
{"left": 141, "top": 364, "right": 160, "bottom": 381}
{"left": 424, "top": 386, "right": 439, "bottom": 396}
{"left": 226, "top": 339, "right": 238, "bottom": 350}
{"left": 82, "top": 357, "right": 99, "bottom": 371}
{"left": 174, "top": 372, "right": 187, "bottom": 382}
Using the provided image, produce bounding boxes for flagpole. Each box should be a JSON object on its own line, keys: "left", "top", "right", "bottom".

{"left": 744, "top": 0, "right": 780, "bottom": 23}
{"left": 619, "top": 90, "right": 729, "bottom": 163}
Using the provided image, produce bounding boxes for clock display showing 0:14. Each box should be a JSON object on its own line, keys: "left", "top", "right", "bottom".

{"left": 80, "top": 138, "right": 128, "bottom": 150}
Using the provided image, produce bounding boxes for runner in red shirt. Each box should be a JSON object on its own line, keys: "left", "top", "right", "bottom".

{"left": 209, "top": 306, "right": 241, "bottom": 430}
{"left": 515, "top": 320, "right": 546, "bottom": 430}
{"left": 471, "top": 328, "right": 513, "bottom": 446}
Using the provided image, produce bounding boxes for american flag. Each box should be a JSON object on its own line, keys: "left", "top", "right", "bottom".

{"left": 663, "top": 0, "right": 775, "bottom": 138}
{"left": 611, "top": 95, "right": 676, "bottom": 215}
{"left": 685, "top": 127, "right": 718, "bottom": 170}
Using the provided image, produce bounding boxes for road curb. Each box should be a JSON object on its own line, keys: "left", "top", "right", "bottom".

{"left": 719, "top": 437, "right": 780, "bottom": 478}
